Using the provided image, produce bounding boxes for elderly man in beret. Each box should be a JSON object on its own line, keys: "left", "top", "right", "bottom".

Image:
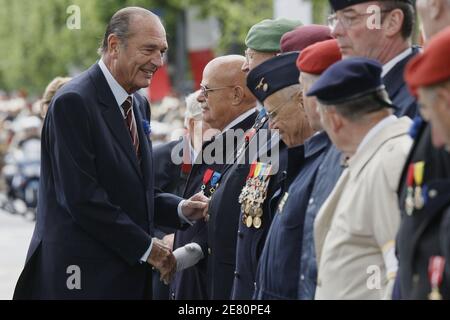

{"left": 280, "top": 24, "right": 333, "bottom": 53}
{"left": 393, "top": 27, "right": 450, "bottom": 300}
{"left": 328, "top": 0, "right": 419, "bottom": 119}
{"left": 295, "top": 39, "right": 344, "bottom": 300}
{"left": 394, "top": 0, "right": 450, "bottom": 300}
{"left": 308, "top": 58, "right": 412, "bottom": 299}
{"left": 244, "top": 51, "right": 335, "bottom": 300}
{"left": 242, "top": 18, "right": 302, "bottom": 73}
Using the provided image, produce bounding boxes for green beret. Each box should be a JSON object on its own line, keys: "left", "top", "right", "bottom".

{"left": 245, "top": 18, "right": 303, "bottom": 53}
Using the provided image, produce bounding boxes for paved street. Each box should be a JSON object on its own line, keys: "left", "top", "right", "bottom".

{"left": 0, "top": 209, "right": 34, "bottom": 300}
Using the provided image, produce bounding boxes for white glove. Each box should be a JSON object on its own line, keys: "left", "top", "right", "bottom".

{"left": 173, "top": 242, "right": 204, "bottom": 272}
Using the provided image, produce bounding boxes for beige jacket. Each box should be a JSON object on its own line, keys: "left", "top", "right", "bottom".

{"left": 314, "top": 117, "right": 413, "bottom": 300}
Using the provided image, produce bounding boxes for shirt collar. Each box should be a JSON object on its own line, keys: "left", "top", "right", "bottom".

{"left": 356, "top": 115, "right": 397, "bottom": 153}
{"left": 98, "top": 59, "right": 131, "bottom": 108}
{"left": 304, "top": 131, "right": 331, "bottom": 158}
{"left": 382, "top": 48, "right": 413, "bottom": 78}
{"left": 221, "top": 107, "right": 257, "bottom": 133}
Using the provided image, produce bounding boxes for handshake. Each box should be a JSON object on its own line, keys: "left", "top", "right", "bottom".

{"left": 147, "top": 192, "right": 209, "bottom": 284}
{"left": 147, "top": 238, "right": 205, "bottom": 285}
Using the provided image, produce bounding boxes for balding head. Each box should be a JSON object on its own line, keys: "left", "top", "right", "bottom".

{"left": 199, "top": 55, "right": 256, "bottom": 131}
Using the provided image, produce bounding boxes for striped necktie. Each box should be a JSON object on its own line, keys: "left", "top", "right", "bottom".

{"left": 121, "top": 96, "right": 140, "bottom": 159}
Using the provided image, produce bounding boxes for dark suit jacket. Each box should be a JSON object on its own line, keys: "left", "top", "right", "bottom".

{"left": 396, "top": 122, "right": 450, "bottom": 299}
{"left": 13, "top": 63, "right": 184, "bottom": 300}
{"left": 170, "top": 111, "right": 258, "bottom": 300}
{"left": 383, "top": 46, "right": 420, "bottom": 119}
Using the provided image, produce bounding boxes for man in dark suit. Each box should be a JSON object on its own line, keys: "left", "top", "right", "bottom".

{"left": 397, "top": 17, "right": 450, "bottom": 299}
{"left": 169, "top": 55, "right": 258, "bottom": 300}
{"left": 151, "top": 90, "right": 210, "bottom": 299}
{"left": 13, "top": 7, "right": 207, "bottom": 300}
{"left": 328, "top": 0, "right": 419, "bottom": 118}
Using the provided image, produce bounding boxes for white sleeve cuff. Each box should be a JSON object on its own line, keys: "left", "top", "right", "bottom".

{"left": 177, "top": 200, "right": 194, "bottom": 226}
{"left": 140, "top": 239, "right": 153, "bottom": 263}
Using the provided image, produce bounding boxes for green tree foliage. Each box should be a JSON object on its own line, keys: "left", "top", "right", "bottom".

{"left": 0, "top": 0, "right": 329, "bottom": 95}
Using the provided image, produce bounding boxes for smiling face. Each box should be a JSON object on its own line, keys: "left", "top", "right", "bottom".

{"left": 108, "top": 14, "right": 168, "bottom": 93}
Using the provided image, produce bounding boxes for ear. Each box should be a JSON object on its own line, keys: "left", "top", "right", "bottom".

{"left": 108, "top": 34, "right": 121, "bottom": 59}
{"left": 328, "top": 108, "right": 344, "bottom": 134}
{"left": 436, "top": 86, "right": 450, "bottom": 112}
{"left": 384, "top": 9, "right": 404, "bottom": 38}
{"left": 231, "top": 86, "right": 244, "bottom": 106}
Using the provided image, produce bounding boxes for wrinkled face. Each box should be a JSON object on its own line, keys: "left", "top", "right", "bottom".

{"left": 418, "top": 86, "right": 450, "bottom": 149}
{"left": 242, "top": 48, "right": 277, "bottom": 73}
{"left": 197, "top": 69, "right": 234, "bottom": 131}
{"left": 265, "top": 90, "right": 311, "bottom": 146}
{"left": 331, "top": 2, "right": 385, "bottom": 59}
{"left": 318, "top": 103, "right": 343, "bottom": 150}
{"left": 300, "top": 73, "right": 322, "bottom": 131}
{"left": 114, "top": 16, "right": 168, "bottom": 93}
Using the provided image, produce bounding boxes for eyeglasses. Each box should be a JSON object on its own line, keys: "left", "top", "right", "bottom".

{"left": 200, "top": 84, "right": 234, "bottom": 98}
{"left": 267, "top": 92, "right": 302, "bottom": 120}
{"left": 327, "top": 10, "right": 392, "bottom": 30}
{"left": 244, "top": 49, "right": 254, "bottom": 64}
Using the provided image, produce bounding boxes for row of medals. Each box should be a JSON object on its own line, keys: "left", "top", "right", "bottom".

{"left": 239, "top": 175, "right": 270, "bottom": 229}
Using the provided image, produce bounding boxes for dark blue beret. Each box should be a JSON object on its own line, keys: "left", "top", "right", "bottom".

{"left": 329, "top": 0, "right": 413, "bottom": 11}
{"left": 247, "top": 52, "right": 300, "bottom": 102}
{"left": 306, "top": 57, "right": 391, "bottom": 105}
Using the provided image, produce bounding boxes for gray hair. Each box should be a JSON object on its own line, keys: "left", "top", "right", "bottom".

{"left": 98, "top": 7, "right": 155, "bottom": 56}
{"left": 322, "top": 89, "right": 392, "bottom": 122}
{"left": 184, "top": 90, "right": 202, "bottom": 126}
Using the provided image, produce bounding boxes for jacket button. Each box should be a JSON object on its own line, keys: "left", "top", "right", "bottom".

{"left": 171, "top": 292, "right": 175, "bottom": 300}
{"left": 413, "top": 274, "right": 420, "bottom": 284}
{"left": 429, "top": 189, "right": 438, "bottom": 198}
{"left": 208, "top": 247, "right": 212, "bottom": 255}
{"left": 300, "top": 274, "right": 305, "bottom": 281}
{"left": 234, "top": 271, "right": 240, "bottom": 279}
{"left": 238, "top": 231, "right": 244, "bottom": 238}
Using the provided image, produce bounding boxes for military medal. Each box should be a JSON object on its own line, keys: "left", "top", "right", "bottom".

{"left": 428, "top": 256, "right": 445, "bottom": 300}
{"left": 201, "top": 169, "right": 214, "bottom": 194}
{"left": 239, "top": 161, "right": 272, "bottom": 229}
{"left": 413, "top": 161, "right": 425, "bottom": 210}
{"left": 209, "top": 172, "right": 221, "bottom": 195}
{"left": 405, "top": 164, "right": 414, "bottom": 216}
{"left": 253, "top": 216, "right": 262, "bottom": 229}
{"left": 246, "top": 215, "right": 253, "bottom": 228}
{"left": 278, "top": 192, "right": 289, "bottom": 213}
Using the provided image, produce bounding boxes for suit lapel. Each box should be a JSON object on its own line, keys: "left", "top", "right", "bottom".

{"left": 88, "top": 64, "right": 142, "bottom": 178}
{"left": 383, "top": 46, "right": 420, "bottom": 101}
{"left": 409, "top": 180, "right": 450, "bottom": 263}
{"left": 133, "top": 96, "right": 152, "bottom": 188}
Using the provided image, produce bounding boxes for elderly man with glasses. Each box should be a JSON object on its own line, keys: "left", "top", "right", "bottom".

{"left": 328, "top": 0, "right": 419, "bottom": 119}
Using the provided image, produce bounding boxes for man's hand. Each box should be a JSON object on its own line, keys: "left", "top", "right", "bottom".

{"left": 147, "top": 238, "right": 176, "bottom": 284}
{"left": 162, "top": 233, "right": 174, "bottom": 251}
{"left": 181, "top": 192, "right": 209, "bottom": 221}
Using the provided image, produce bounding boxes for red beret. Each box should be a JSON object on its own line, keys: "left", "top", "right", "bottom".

{"left": 405, "top": 26, "right": 450, "bottom": 97}
{"left": 296, "top": 39, "right": 342, "bottom": 75}
{"left": 280, "top": 24, "right": 333, "bottom": 53}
